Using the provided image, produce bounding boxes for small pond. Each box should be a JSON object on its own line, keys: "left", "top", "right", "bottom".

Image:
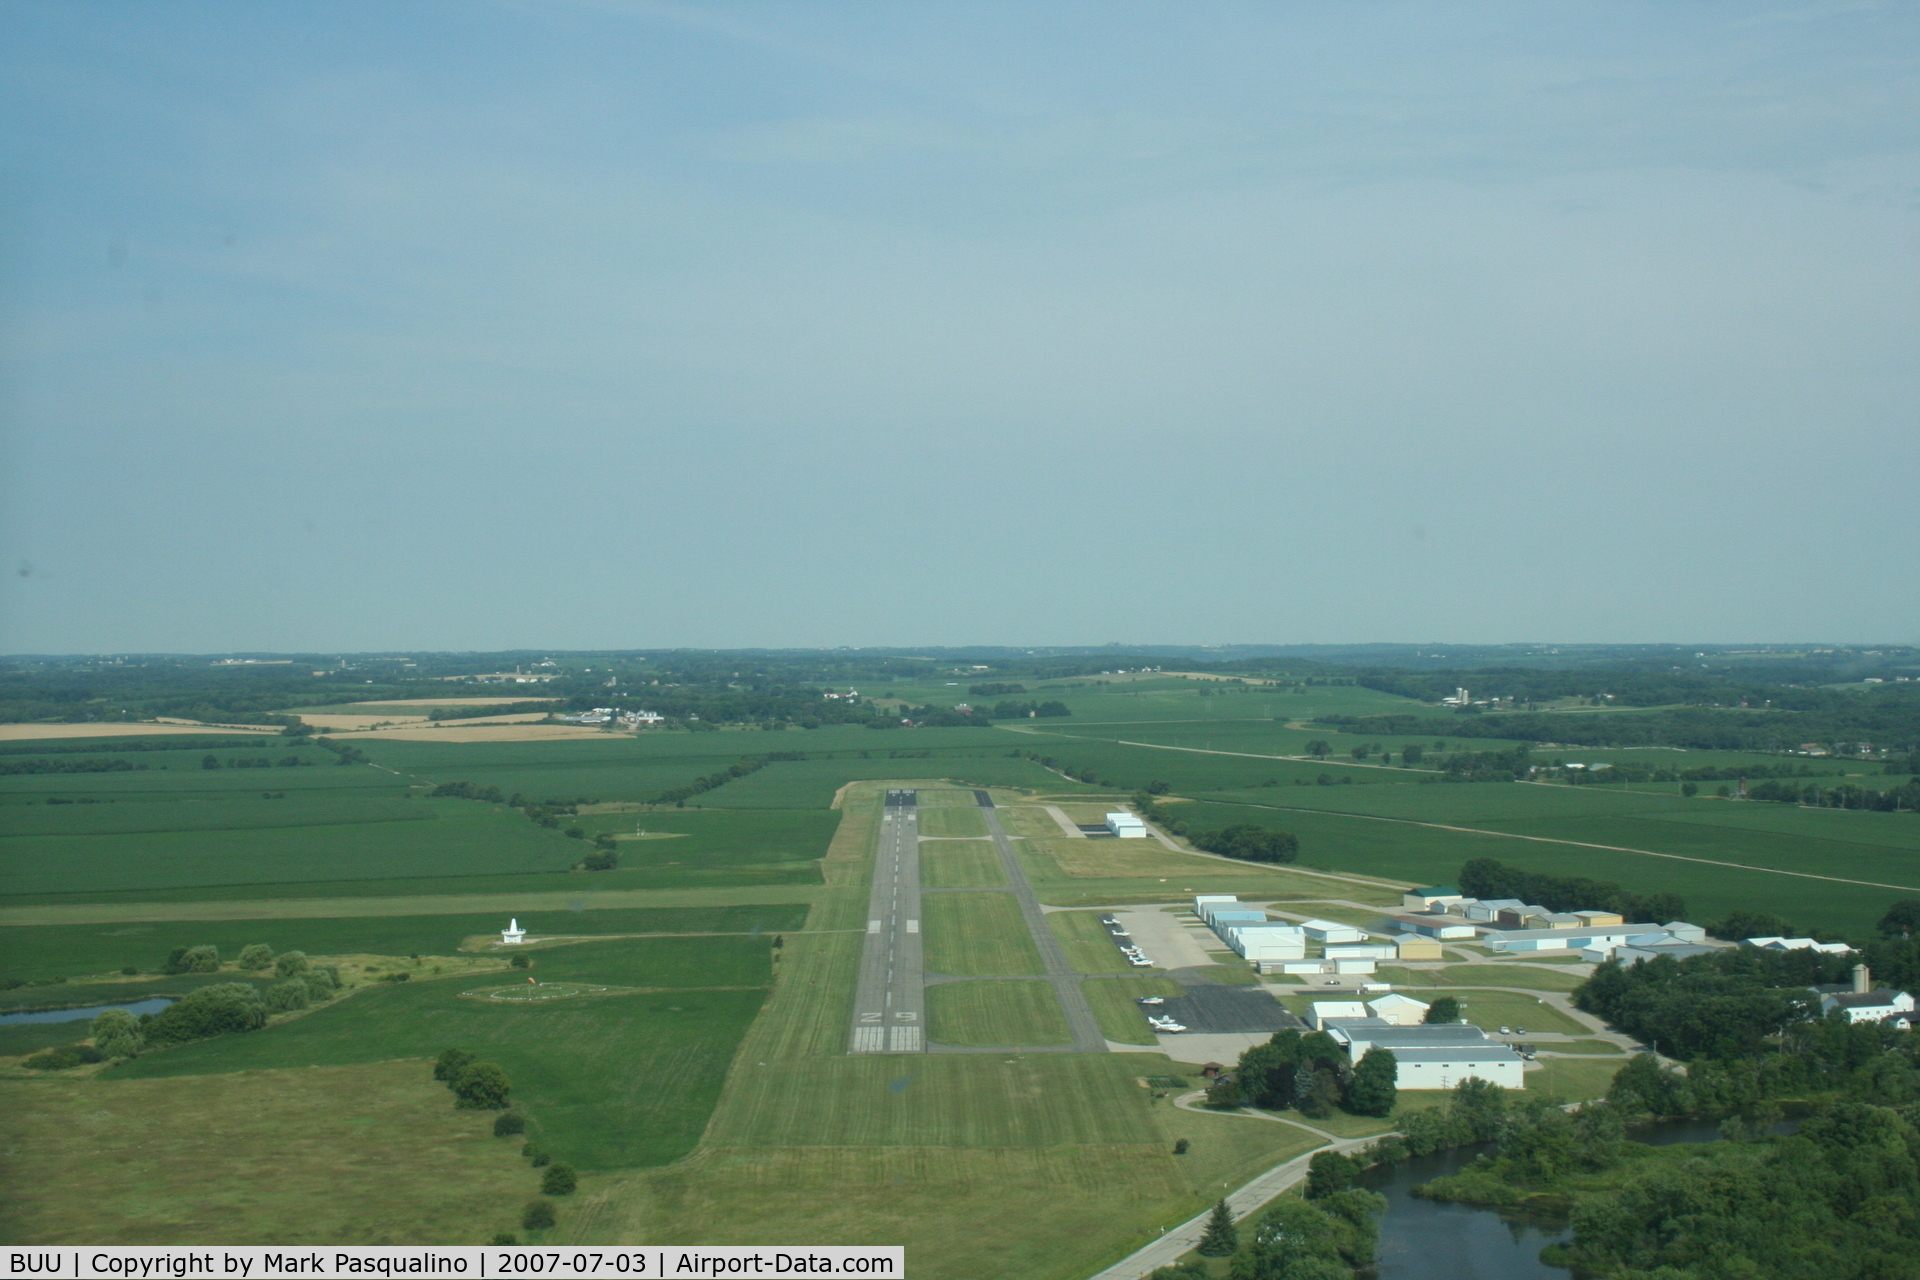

{"left": 1362, "top": 1116, "right": 1756, "bottom": 1279}
{"left": 1362, "top": 1143, "right": 1569, "bottom": 1280}
{"left": 0, "top": 997, "right": 176, "bottom": 1026}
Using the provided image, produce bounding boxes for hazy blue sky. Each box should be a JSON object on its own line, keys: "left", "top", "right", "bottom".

{"left": 3, "top": 1, "right": 1916, "bottom": 653}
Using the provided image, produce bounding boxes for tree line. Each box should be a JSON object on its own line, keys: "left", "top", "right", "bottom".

{"left": 1457, "top": 857, "right": 1687, "bottom": 924}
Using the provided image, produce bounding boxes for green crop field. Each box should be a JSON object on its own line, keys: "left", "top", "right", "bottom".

{"left": 1083, "top": 975, "right": 1186, "bottom": 1043}
{"left": 921, "top": 892, "right": 1043, "bottom": 976}
{"left": 574, "top": 808, "right": 840, "bottom": 868}
{"left": 0, "top": 798, "right": 581, "bottom": 896}
{"left": 0, "top": 905, "right": 806, "bottom": 982}
{"left": 926, "top": 979, "right": 1071, "bottom": 1046}
{"left": 108, "top": 937, "right": 770, "bottom": 1170}
{"left": 687, "top": 754, "right": 1056, "bottom": 809}
{"left": 1046, "top": 910, "right": 1135, "bottom": 974}
{"left": 919, "top": 839, "right": 1007, "bottom": 888}
{"left": 4, "top": 669, "right": 1904, "bottom": 1273}
{"left": 1149, "top": 793, "right": 1910, "bottom": 935}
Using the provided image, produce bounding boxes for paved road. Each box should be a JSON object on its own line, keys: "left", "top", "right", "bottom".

{"left": 1084, "top": 1131, "right": 1376, "bottom": 1280}
{"left": 974, "top": 790, "right": 1107, "bottom": 1053}
{"left": 847, "top": 789, "right": 925, "bottom": 1054}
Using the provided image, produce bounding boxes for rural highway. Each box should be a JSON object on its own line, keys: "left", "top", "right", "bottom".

{"left": 847, "top": 789, "right": 926, "bottom": 1053}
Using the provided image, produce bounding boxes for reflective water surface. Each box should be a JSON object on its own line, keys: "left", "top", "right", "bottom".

{"left": 0, "top": 996, "right": 176, "bottom": 1025}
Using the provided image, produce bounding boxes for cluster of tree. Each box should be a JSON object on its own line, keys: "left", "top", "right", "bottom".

{"left": 505, "top": 794, "right": 595, "bottom": 828}
{"left": 434, "top": 1048, "right": 511, "bottom": 1110}
{"left": 1456, "top": 857, "right": 1686, "bottom": 923}
{"left": 1576, "top": 949, "right": 1837, "bottom": 1060}
{"left": 1318, "top": 682, "right": 1920, "bottom": 755}
{"left": 140, "top": 983, "right": 270, "bottom": 1046}
{"left": 1748, "top": 777, "right": 1920, "bottom": 812}
{"left": 0, "top": 756, "right": 150, "bottom": 775}
{"left": 312, "top": 738, "right": 367, "bottom": 765}
{"left": 1206, "top": 1029, "right": 1397, "bottom": 1118}
{"left": 650, "top": 756, "right": 769, "bottom": 806}
{"left": 1168, "top": 1173, "right": 1384, "bottom": 1280}
{"left": 580, "top": 833, "right": 619, "bottom": 871}
{"left": 431, "top": 780, "right": 506, "bottom": 802}
{"left": 1161, "top": 1078, "right": 1555, "bottom": 1280}
{"left": 1191, "top": 824, "right": 1300, "bottom": 865}
{"left": 868, "top": 703, "right": 996, "bottom": 729}
{"left": 23, "top": 1042, "right": 109, "bottom": 1070}
{"left": 1414, "top": 1039, "right": 1920, "bottom": 1279}
{"left": 202, "top": 754, "right": 308, "bottom": 770}
{"left": 987, "top": 700, "right": 1071, "bottom": 720}
{"left": 426, "top": 701, "right": 555, "bottom": 721}
{"left": 1433, "top": 747, "right": 1533, "bottom": 783}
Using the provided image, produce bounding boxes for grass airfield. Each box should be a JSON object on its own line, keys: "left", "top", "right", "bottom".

{"left": 2, "top": 675, "right": 1910, "bottom": 1265}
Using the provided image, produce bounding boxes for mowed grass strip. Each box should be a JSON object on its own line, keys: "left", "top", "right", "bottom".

{"left": 921, "top": 892, "right": 1043, "bottom": 976}
{"left": 589, "top": 1144, "right": 1200, "bottom": 1280}
{"left": 919, "top": 839, "right": 1007, "bottom": 889}
{"left": 705, "top": 1053, "right": 1159, "bottom": 1147}
{"left": 1395, "top": 988, "right": 1589, "bottom": 1036}
{"left": 1377, "top": 964, "right": 1585, "bottom": 992}
{"left": 1150, "top": 1095, "right": 1324, "bottom": 1198}
{"left": 1083, "top": 975, "right": 1186, "bottom": 1044}
{"left": 926, "top": 979, "right": 1071, "bottom": 1046}
{"left": 0, "top": 1060, "right": 533, "bottom": 1245}
{"left": 916, "top": 807, "right": 987, "bottom": 838}
{"left": 1047, "top": 911, "right": 1134, "bottom": 974}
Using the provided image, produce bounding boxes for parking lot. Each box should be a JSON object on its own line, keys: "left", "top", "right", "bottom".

{"left": 1157, "top": 974, "right": 1305, "bottom": 1035}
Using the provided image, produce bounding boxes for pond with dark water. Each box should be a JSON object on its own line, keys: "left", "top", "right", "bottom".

{"left": 0, "top": 997, "right": 175, "bottom": 1025}
{"left": 1362, "top": 1117, "right": 1761, "bottom": 1279}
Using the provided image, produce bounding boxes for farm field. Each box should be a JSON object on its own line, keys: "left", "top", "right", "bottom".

{"left": 1150, "top": 794, "right": 1909, "bottom": 934}
{"left": 925, "top": 979, "right": 1072, "bottom": 1046}
{"left": 2, "top": 665, "right": 1907, "bottom": 1272}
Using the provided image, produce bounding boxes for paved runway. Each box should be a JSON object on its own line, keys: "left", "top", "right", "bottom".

{"left": 847, "top": 788, "right": 926, "bottom": 1053}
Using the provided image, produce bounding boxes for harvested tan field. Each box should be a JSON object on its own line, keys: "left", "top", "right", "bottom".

{"left": 295, "top": 713, "right": 432, "bottom": 730}
{"left": 0, "top": 722, "right": 279, "bottom": 742}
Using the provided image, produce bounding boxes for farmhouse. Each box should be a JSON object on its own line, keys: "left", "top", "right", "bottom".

{"left": 1812, "top": 967, "right": 1918, "bottom": 1023}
